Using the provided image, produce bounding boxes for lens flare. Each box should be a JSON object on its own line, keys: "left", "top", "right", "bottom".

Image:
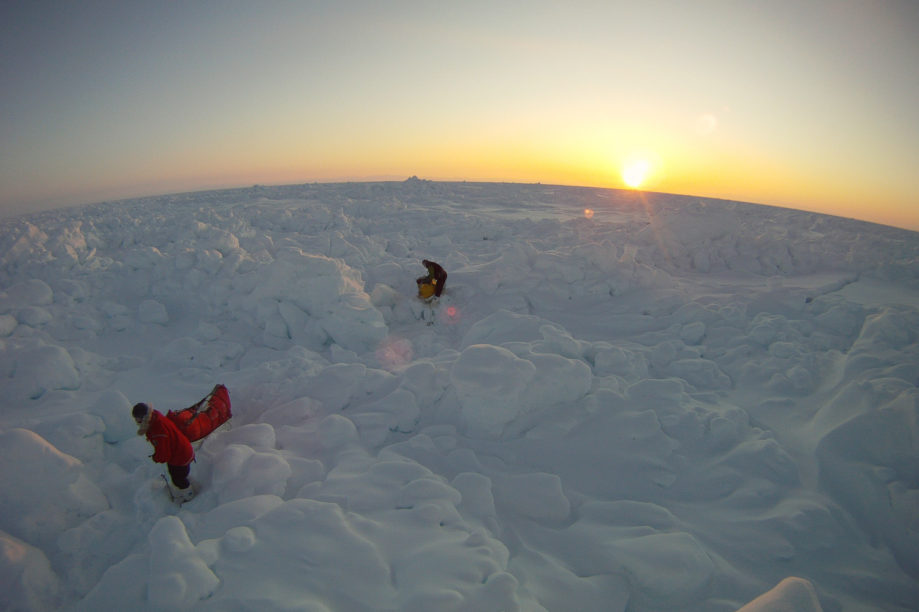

{"left": 375, "top": 336, "right": 413, "bottom": 370}
{"left": 584, "top": 208, "right": 595, "bottom": 219}
{"left": 695, "top": 113, "right": 718, "bottom": 135}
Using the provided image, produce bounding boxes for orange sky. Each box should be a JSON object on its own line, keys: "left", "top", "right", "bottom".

{"left": 2, "top": 1, "right": 917, "bottom": 231}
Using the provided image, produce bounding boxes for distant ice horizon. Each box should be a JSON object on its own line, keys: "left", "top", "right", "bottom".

{"left": 5, "top": 177, "right": 916, "bottom": 235}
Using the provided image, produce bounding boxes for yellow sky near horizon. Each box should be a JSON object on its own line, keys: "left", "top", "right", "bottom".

{"left": 2, "top": 1, "right": 917, "bottom": 231}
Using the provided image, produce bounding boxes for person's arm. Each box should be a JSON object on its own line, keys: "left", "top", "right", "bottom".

{"left": 434, "top": 266, "right": 447, "bottom": 296}
{"left": 150, "top": 432, "right": 170, "bottom": 463}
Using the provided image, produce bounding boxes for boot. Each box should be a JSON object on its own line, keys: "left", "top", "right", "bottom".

{"left": 175, "top": 485, "right": 196, "bottom": 503}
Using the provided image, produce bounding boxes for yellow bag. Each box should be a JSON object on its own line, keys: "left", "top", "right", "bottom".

{"left": 418, "top": 282, "right": 435, "bottom": 299}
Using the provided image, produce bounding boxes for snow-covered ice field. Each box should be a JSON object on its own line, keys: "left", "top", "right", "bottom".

{"left": 1, "top": 179, "right": 918, "bottom": 611}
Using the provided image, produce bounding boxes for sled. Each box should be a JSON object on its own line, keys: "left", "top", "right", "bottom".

{"left": 166, "top": 384, "right": 232, "bottom": 442}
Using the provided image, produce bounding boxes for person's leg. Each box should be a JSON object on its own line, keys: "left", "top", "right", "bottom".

{"left": 168, "top": 463, "right": 191, "bottom": 489}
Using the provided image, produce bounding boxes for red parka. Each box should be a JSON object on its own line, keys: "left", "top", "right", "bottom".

{"left": 146, "top": 410, "right": 194, "bottom": 466}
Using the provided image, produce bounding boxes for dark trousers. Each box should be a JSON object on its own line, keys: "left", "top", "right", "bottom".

{"left": 168, "top": 463, "right": 191, "bottom": 489}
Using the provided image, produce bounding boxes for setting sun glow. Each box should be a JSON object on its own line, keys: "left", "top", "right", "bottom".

{"left": 622, "top": 159, "right": 651, "bottom": 189}
{"left": 2, "top": 3, "right": 917, "bottom": 231}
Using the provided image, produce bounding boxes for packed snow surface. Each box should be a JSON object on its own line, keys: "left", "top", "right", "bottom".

{"left": 1, "top": 179, "right": 918, "bottom": 611}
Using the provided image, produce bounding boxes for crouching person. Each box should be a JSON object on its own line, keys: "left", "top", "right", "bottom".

{"left": 133, "top": 402, "right": 195, "bottom": 502}
{"left": 416, "top": 259, "right": 447, "bottom": 299}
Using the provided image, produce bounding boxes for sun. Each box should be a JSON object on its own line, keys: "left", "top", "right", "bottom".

{"left": 622, "top": 158, "right": 651, "bottom": 189}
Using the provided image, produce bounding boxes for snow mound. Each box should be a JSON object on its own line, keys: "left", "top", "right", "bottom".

{"left": 738, "top": 577, "right": 823, "bottom": 612}
{"left": 240, "top": 250, "right": 387, "bottom": 352}
{"left": 0, "top": 531, "right": 61, "bottom": 612}
{"left": 0, "top": 429, "right": 108, "bottom": 550}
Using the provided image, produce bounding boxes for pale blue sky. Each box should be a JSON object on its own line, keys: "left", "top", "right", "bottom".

{"left": 2, "top": 1, "right": 918, "bottom": 229}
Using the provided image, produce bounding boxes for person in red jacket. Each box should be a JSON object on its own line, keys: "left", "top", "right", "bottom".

{"left": 133, "top": 402, "right": 195, "bottom": 501}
